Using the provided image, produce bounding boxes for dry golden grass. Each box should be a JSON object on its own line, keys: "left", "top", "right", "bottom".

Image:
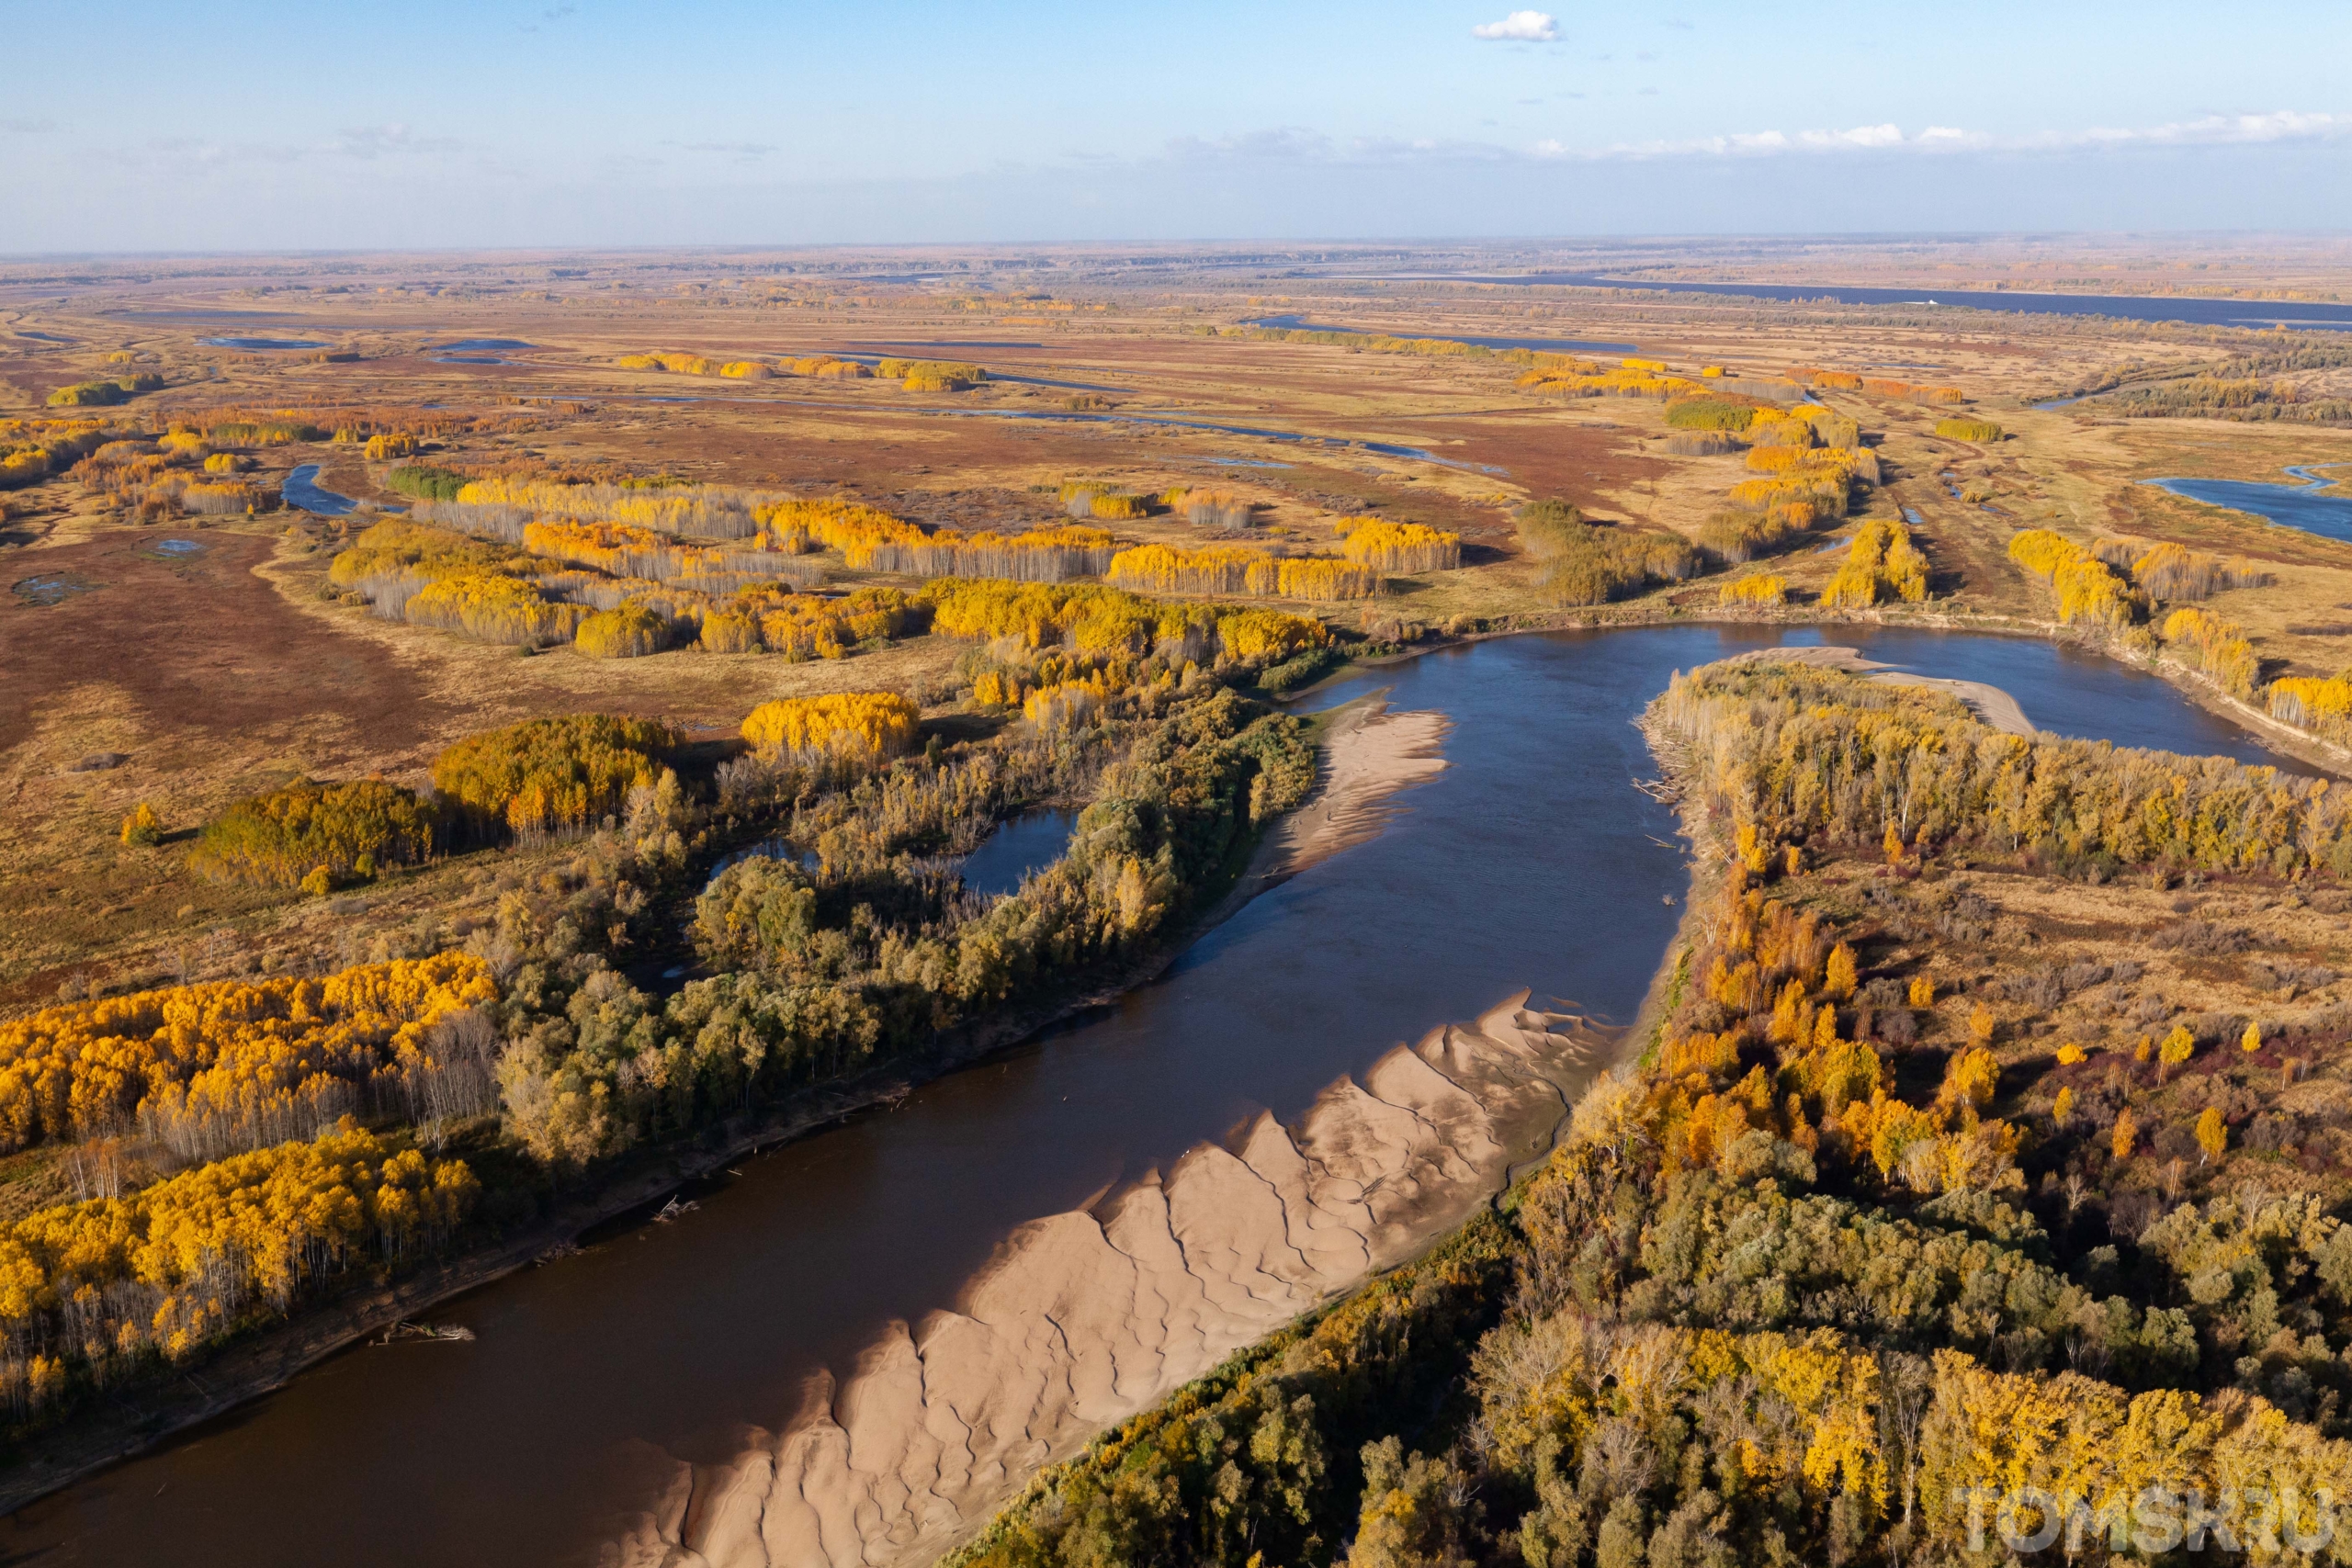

{"left": 6, "top": 244, "right": 2352, "bottom": 1007}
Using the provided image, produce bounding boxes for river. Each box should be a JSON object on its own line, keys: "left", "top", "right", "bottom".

{"left": 280, "top": 464, "right": 361, "bottom": 517}
{"left": 1241, "top": 313, "right": 1641, "bottom": 355}
{"left": 1365, "top": 275, "right": 2352, "bottom": 332}
{"left": 0, "top": 626, "right": 2309, "bottom": 1567}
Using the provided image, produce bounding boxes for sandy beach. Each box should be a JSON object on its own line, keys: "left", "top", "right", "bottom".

{"left": 595, "top": 698, "right": 1573, "bottom": 1568}
{"left": 606, "top": 994, "right": 1611, "bottom": 1568}
{"left": 1726, "top": 644, "right": 2037, "bottom": 736}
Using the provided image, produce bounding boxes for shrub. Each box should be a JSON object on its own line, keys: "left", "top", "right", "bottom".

{"left": 1663, "top": 397, "right": 1758, "bottom": 432}
{"left": 1699, "top": 507, "right": 1805, "bottom": 563}
{"left": 1718, "top": 574, "right": 1788, "bottom": 606}
{"left": 1821, "top": 519, "right": 1930, "bottom": 608}
{"left": 1936, "top": 417, "right": 2004, "bottom": 442}
{"left": 1107, "top": 545, "right": 1376, "bottom": 601}
{"left": 119, "top": 804, "right": 162, "bottom": 847}
{"left": 2007, "top": 528, "right": 2138, "bottom": 631}
{"left": 431, "top": 714, "right": 674, "bottom": 835}
{"left": 574, "top": 603, "right": 669, "bottom": 659}
{"left": 2094, "top": 538, "right": 2271, "bottom": 602}
{"left": 1179, "top": 490, "right": 1252, "bottom": 528}
{"left": 1339, "top": 520, "right": 1461, "bottom": 573}
{"left": 741, "top": 693, "right": 921, "bottom": 759}
{"left": 407, "top": 572, "right": 586, "bottom": 647}
{"left": 385, "top": 465, "right": 469, "bottom": 502}
{"left": 1515, "top": 499, "right": 1698, "bottom": 604}
{"left": 928, "top": 578, "right": 1223, "bottom": 654}
{"left": 883, "top": 359, "right": 985, "bottom": 391}
{"left": 180, "top": 480, "right": 266, "bottom": 515}
{"left": 191, "top": 778, "right": 435, "bottom": 887}
{"left": 2161, "top": 606, "right": 2259, "bottom": 697}
{"left": 46, "top": 381, "right": 128, "bottom": 408}
{"left": 1216, "top": 608, "right": 1329, "bottom": 662}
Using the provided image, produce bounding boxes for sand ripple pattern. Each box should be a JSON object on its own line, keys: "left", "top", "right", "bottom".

{"left": 611, "top": 994, "right": 1608, "bottom": 1568}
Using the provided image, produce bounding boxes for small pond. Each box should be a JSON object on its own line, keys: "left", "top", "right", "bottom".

{"left": 958, "top": 809, "right": 1081, "bottom": 898}
{"left": 198, "top": 337, "right": 330, "bottom": 350}
{"left": 699, "top": 811, "right": 1081, "bottom": 904}
{"left": 12, "top": 571, "right": 97, "bottom": 606}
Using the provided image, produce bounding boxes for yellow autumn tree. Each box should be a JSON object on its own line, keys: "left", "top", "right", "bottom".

{"left": 741, "top": 693, "right": 921, "bottom": 759}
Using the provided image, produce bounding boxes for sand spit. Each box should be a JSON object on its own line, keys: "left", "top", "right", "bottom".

{"left": 1727, "top": 644, "right": 2035, "bottom": 737}
{"left": 606, "top": 993, "right": 1611, "bottom": 1568}
{"left": 1264, "top": 699, "right": 1452, "bottom": 878}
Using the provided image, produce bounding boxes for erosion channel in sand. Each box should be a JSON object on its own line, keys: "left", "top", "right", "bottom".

{"left": 619, "top": 996, "right": 1606, "bottom": 1568}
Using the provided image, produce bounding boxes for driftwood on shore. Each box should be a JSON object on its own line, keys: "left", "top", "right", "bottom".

{"left": 374, "top": 1321, "right": 475, "bottom": 1346}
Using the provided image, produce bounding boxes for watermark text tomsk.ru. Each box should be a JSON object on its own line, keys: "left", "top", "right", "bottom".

{"left": 1963, "top": 1485, "right": 2335, "bottom": 1555}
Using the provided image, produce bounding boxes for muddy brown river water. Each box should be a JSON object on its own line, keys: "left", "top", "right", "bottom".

{"left": 2, "top": 626, "right": 2307, "bottom": 1567}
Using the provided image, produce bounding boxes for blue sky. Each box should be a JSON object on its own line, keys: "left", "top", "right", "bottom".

{"left": 5, "top": 1, "right": 2349, "bottom": 251}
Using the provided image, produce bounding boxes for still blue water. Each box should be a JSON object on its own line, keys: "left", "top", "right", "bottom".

{"left": 1374, "top": 275, "right": 2352, "bottom": 332}
{"left": 958, "top": 809, "right": 1081, "bottom": 897}
{"left": 1243, "top": 313, "right": 1641, "bottom": 355}
{"left": 2144, "top": 466, "right": 2352, "bottom": 544}
{"left": 280, "top": 464, "right": 359, "bottom": 516}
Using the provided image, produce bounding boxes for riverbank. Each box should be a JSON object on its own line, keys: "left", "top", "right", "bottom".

{"left": 933, "top": 649, "right": 2352, "bottom": 1568}
{"left": 0, "top": 687, "right": 1458, "bottom": 1520}
{"left": 614, "top": 992, "right": 1612, "bottom": 1568}
{"left": 1423, "top": 598, "right": 2350, "bottom": 775}
{"left": 1721, "top": 643, "right": 2035, "bottom": 735}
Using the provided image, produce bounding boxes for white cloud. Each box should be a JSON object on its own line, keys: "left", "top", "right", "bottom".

{"left": 328, "top": 124, "right": 458, "bottom": 160}
{"left": 1473, "top": 10, "right": 1557, "bottom": 41}
{"left": 1534, "top": 109, "right": 2351, "bottom": 162}
{"left": 1169, "top": 129, "right": 1510, "bottom": 164}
